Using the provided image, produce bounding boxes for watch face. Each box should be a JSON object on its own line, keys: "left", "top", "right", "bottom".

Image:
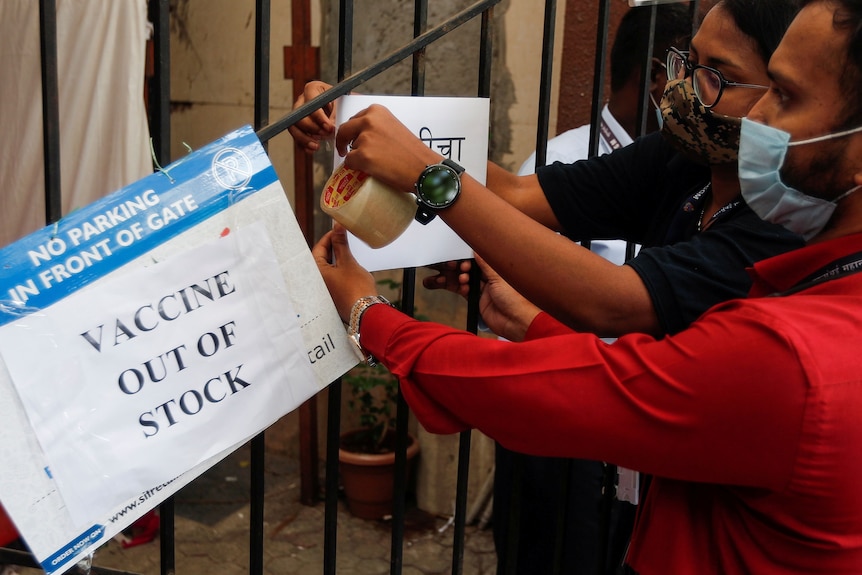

{"left": 418, "top": 165, "right": 461, "bottom": 207}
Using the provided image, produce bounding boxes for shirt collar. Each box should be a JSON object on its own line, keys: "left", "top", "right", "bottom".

{"left": 601, "top": 104, "right": 634, "bottom": 148}
{"left": 748, "top": 232, "right": 862, "bottom": 297}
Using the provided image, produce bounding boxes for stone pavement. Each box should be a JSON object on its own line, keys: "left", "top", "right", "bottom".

{"left": 12, "top": 443, "right": 496, "bottom": 575}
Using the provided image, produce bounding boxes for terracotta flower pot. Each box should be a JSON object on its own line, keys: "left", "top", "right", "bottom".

{"left": 338, "top": 429, "right": 420, "bottom": 519}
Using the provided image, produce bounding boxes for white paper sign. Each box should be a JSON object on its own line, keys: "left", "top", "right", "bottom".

{"left": 1, "top": 223, "right": 315, "bottom": 526}
{"left": 0, "top": 126, "right": 357, "bottom": 574}
{"left": 334, "top": 95, "right": 489, "bottom": 271}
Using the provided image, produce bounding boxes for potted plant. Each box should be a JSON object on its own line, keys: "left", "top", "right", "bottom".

{"left": 338, "top": 280, "right": 420, "bottom": 520}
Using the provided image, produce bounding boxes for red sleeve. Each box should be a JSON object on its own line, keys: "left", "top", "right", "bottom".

{"left": 358, "top": 302, "right": 806, "bottom": 490}
{"left": 524, "top": 311, "right": 571, "bottom": 340}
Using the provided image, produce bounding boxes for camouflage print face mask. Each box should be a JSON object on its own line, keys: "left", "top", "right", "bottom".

{"left": 660, "top": 78, "right": 741, "bottom": 166}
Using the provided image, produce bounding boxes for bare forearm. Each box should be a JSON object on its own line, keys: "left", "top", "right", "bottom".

{"left": 441, "top": 176, "right": 660, "bottom": 337}
{"left": 333, "top": 105, "right": 659, "bottom": 336}
{"left": 485, "top": 161, "right": 561, "bottom": 229}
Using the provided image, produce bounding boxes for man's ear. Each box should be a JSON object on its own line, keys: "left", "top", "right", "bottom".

{"left": 649, "top": 57, "right": 668, "bottom": 102}
{"left": 649, "top": 57, "right": 667, "bottom": 89}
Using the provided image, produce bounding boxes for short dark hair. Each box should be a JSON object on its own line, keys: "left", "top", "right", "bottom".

{"left": 718, "top": 0, "right": 802, "bottom": 62}
{"left": 801, "top": 0, "right": 862, "bottom": 127}
{"left": 609, "top": 4, "right": 693, "bottom": 92}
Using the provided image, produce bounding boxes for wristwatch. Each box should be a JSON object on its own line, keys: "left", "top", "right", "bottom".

{"left": 347, "top": 295, "right": 392, "bottom": 366}
{"left": 414, "top": 158, "right": 465, "bottom": 224}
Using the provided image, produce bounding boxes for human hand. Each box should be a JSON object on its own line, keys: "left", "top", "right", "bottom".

{"left": 336, "top": 104, "right": 442, "bottom": 193}
{"left": 311, "top": 224, "right": 379, "bottom": 322}
{"left": 288, "top": 81, "right": 337, "bottom": 153}
{"left": 475, "top": 254, "right": 541, "bottom": 342}
{"left": 422, "top": 260, "right": 473, "bottom": 298}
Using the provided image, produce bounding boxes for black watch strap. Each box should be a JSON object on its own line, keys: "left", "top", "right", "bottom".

{"left": 415, "top": 205, "right": 438, "bottom": 225}
{"left": 442, "top": 158, "right": 465, "bottom": 174}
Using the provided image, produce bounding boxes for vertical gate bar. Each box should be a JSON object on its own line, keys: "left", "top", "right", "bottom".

{"left": 411, "top": 0, "right": 427, "bottom": 95}
{"left": 386, "top": 2, "right": 431, "bottom": 574}
{"left": 592, "top": 2, "right": 615, "bottom": 572}
{"left": 635, "top": 5, "right": 658, "bottom": 137}
{"left": 254, "top": 0, "right": 271, "bottom": 138}
{"left": 587, "top": 0, "right": 612, "bottom": 160}
{"left": 535, "top": 4, "right": 572, "bottom": 574}
{"left": 626, "top": 4, "right": 659, "bottom": 270}
{"left": 39, "top": 0, "right": 61, "bottom": 224}
{"left": 324, "top": 3, "right": 355, "bottom": 574}
{"left": 452, "top": 7, "right": 496, "bottom": 575}
{"left": 146, "top": 1, "right": 174, "bottom": 573}
{"left": 532, "top": 0, "right": 556, "bottom": 171}
{"left": 338, "top": 0, "right": 354, "bottom": 79}
{"left": 323, "top": 377, "right": 342, "bottom": 575}
{"left": 250, "top": 1, "right": 271, "bottom": 574}
{"left": 390, "top": 265, "right": 418, "bottom": 575}
{"left": 148, "top": 0, "right": 171, "bottom": 171}
{"left": 477, "top": 7, "right": 493, "bottom": 99}
{"left": 500, "top": 2, "right": 553, "bottom": 572}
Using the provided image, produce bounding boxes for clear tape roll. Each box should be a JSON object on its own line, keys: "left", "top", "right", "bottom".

{"left": 320, "top": 163, "right": 417, "bottom": 248}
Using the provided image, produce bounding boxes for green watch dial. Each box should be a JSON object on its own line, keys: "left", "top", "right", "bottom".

{"left": 418, "top": 164, "right": 461, "bottom": 207}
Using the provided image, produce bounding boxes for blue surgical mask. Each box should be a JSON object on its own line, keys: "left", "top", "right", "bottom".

{"left": 738, "top": 117, "right": 862, "bottom": 240}
{"left": 650, "top": 93, "right": 663, "bottom": 129}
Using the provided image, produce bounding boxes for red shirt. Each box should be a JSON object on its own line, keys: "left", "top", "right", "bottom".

{"left": 360, "top": 232, "right": 862, "bottom": 574}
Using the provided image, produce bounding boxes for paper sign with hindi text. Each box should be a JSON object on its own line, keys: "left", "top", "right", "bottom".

{"left": 334, "top": 95, "right": 489, "bottom": 271}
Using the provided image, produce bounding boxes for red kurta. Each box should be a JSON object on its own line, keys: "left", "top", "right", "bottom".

{"left": 360, "top": 233, "right": 862, "bottom": 574}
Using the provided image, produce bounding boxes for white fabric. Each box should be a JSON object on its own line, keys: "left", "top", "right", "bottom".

{"left": 0, "top": 0, "right": 151, "bottom": 247}
{"left": 518, "top": 104, "right": 634, "bottom": 265}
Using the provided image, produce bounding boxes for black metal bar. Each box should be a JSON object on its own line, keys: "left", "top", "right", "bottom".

{"left": 323, "top": 379, "right": 342, "bottom": 575}
{"left": 390, "top": 387, "right": 410, "bottom": 575}
{"left": 147, "top": 2, "right": 174, "bottom": 572}
{"left": 587, "top": 0, "right": 612, "bottom": 159}
{"left": 533, "top": 0, "right": 557, "bottom": 171}
{"left": 254, "top": 0, "right": 271, "bottom": 138}
{"left": 477, "top": 7, "right": 493, "bottom": 99}
{"left": 338, "top": 0, "right": 354, "bottom": 80}
{"left": 148, "top": 0, "right": 171, "bottom": 170}
{"left": 39, "top": 0, "right": 61, "bottom": 224}
{"left": 450, "top": 9, "right": 496, "bottom": 575}
{"left": 539, "top": 12, "right": 563, "bottom": 571}
{"left": 323, "top": 3, "right": 354, "bottom": 574}
{"left": 249, "top": 3, "right": 271, "bottom": 573}
{"left": 411, "top": 0, "right": 427, "bottom": 95}
{"left": 635, "top": 5, "right": 658, "bottom": 137}
{"left": 386, "top": 2, "right": 431, "bottom": 572}
{"left": 390, "top": 267, "right": 418, "bottom": 575}
{"left": 257, "top": 0, "right": 502, "bottom": 143}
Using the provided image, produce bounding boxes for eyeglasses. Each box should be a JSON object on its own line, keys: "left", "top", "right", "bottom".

{"left": 666, "top": 47, "right": 768, "bottom": 109}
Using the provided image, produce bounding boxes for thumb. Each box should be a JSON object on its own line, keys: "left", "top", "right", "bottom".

{"left": 330, "top": 223, "right": 357, "bottom": 267}
{"left": 473, "top": 252, "right": 498, "bottom": 281}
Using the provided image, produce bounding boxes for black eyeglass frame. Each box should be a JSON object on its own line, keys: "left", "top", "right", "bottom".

{"left": 666, "top": 47, "right": 768, "bottom": 109}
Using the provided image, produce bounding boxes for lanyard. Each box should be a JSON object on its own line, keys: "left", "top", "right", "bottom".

{"left": 770, "top": 251, "right": 862, "bottom": 297}
{"left": 599, "top": 119, "right": 624, "bottom": 152}
{"left": 699, "top": 197, "right": 742, "bottom": 231}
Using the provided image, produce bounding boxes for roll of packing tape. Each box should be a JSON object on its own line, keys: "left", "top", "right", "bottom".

{"left": 320, "top": 163, "right": 417, "bottom": 248}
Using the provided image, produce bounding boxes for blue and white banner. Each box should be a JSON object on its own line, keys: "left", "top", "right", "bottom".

{"left": 0, "top": 126, "right": 357, "bottom": 574}
{"left": 1, "top": 127, "right": 269, "bottom": 323}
